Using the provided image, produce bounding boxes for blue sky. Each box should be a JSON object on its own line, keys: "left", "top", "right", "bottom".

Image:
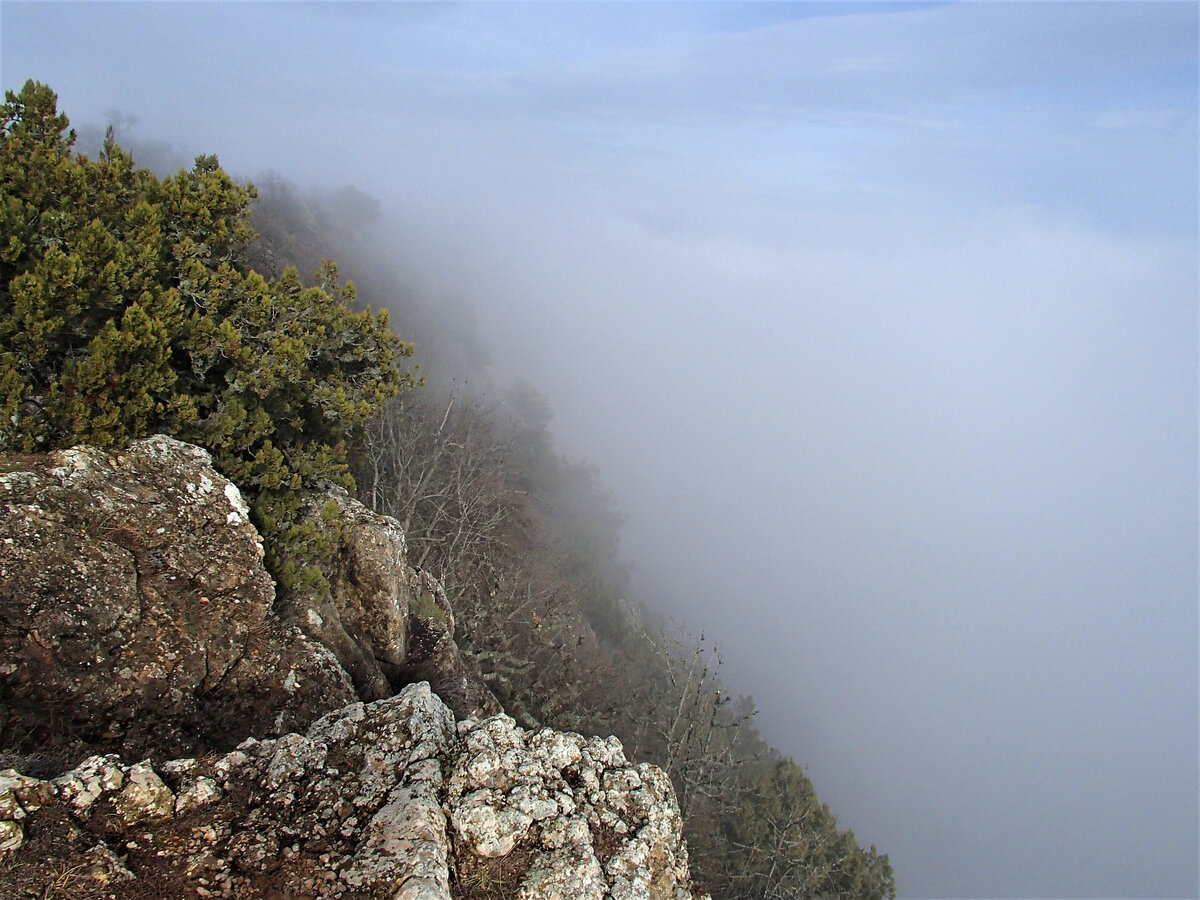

{"left": 4, "top": 3, "right": 1197, "bottom": 897}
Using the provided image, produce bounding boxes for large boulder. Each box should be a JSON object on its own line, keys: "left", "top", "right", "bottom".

{"left": 282, "top": 486, "right": 414, "bottom": 701}
{"left": 0, "top": 683, "right": 706, "bottom": 900}
{"left": 0, "top": 436, "right": 356, "bottom": 766}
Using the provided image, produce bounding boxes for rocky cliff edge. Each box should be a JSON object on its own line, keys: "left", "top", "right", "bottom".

{"left": 0, "top": 683, "right": 700, "bottom": 899}
{"left": 0, "top": 437, "right": 704, "bottom": 899}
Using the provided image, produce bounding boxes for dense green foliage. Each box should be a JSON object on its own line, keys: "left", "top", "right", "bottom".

{"left": 0, "top": 81, "right": 413, "bottom": 584}
{"left": 2, "top": 81, "right": 894, "bottom": 898}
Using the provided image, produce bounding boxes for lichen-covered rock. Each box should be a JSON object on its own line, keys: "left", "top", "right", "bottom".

{"left": 114, "top": 761, "right": 175, "bottom": 822}
{"left": 518, "top": 848, "right": 608, "bottom": 900}
{"left": 0, "top": 768, "right": 54, "bottom": 850}
{"left": 82, "top": 840, "right": 137, "bottom": 884}
{"left": 0, "top": 820, "right": 21, "bottom": 852}
{"left": 0, "top": 683, "right": 706, "bottom": 900}
{"left": 1, "top": 437, "right": 498, "bottom": 769}
{"left": 283, "top": 486, "right": 501, "bottom": 719}
{"left": 53, "top": 754, "right": 125, "bottom": 813}
{"left": 0, "top": 438, "right": 699, "bottom": 897}
{"left": 0, "top": 436, "right": 357, "bottom": 764}
{"left": 448, "top": 713, "right": 699, "bottom": 900}
{"left": 281, "top": 486, "right": 414, "bottom": 701}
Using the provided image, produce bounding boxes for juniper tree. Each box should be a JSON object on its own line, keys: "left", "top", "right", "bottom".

{"left": 0, "top": 80, "right": 414, "bottom": 585}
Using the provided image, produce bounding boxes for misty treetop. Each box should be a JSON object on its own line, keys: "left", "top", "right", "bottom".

{"left": 0, "top": 80, "right": 415, "bottom": 582}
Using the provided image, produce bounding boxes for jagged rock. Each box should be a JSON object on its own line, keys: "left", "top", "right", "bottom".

{"left": 398, "top": 570, "right": 504, "bottom": 721}
{"left": 0, "top": 820, "right": 20, "bottom": 852}
{"left": 279, "top": 486, "right": 413, "bottom": 701}
{"left": 53, "top": 754, "right": 125, "bottom": 813}
{"left": 0, "top": 683, "right": 706, "bottom": 900}
{"left": 82, "top": 840, "right": 137, "bottom": 884}
{"left": 114, "top": 761, "right": 175, "bottom": 822}
{"left": 0, "top": 436, "right": 501, "bottom": 768}
{"left": 0, "top": 439, "right": 700, "bottom": 894}
{"left": 0, "top": 435, "right": 357, "bottom": 764}
{"left": 0, "top": 768, "right": 51, "bottom": 851}
{"left": 174, "top": 774, "right": 223, "bottom": 815}
{"left": 284, "top": 486, "right": 501, "bottom": 719}
{"left": 448, "top": 712, "right": 697, "bottom": 900}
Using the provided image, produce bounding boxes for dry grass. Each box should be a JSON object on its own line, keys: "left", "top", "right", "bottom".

{"left": 452, "top": 847, "right": 535, "bottom": 900}
{"left": 589, "top": 820, "right": 624, "bottom": 865}
{"left": 0, "top": 804, "right": 199, "bottom": 900}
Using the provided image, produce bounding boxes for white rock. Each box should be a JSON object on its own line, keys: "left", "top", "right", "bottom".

{"left": 452, "top": 796, "right": 534, "bottom": 858}
{"left": 265, "top": 734, "right": 327, "bottom": 790}
{"left": 211, "top": 749, "right": 250, "bottom": 784}
{"left": 518, "top": 847, "right": 607, "bottom": 900}
{"left": 115, "top": 762, "right": 175, "bottom": 822}
{"left": 0, "top": 770, "right": 49, "bottom": 821}
{"left": 0, "top": 820, "right": 23, "bottom": 851}
{"left": 175, "top": 776, "right": 222, "bottom": 815}
{"left": 0, "top": 683, "right": 703, "bottom": 900}
{"left": 341, "top": 782, "right": 450, "bottom": 897}
{"left": 54, "top": 754, "right": 125, "bottom": 813}
{"left": 531, "top": 729, "right": 584, "bottom": 771}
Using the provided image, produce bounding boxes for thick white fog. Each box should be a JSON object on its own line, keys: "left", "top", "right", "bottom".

{"left": 4, "top": 3, "right": 1196, "bottom": 897}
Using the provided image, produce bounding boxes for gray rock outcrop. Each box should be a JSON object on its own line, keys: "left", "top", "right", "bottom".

{"left": 0, "top": 683, "right": 705, "bottom": 900}
{"left": 0, "top": 438, "right": 702, "bottom": 896}
{"left": 0, "top": 435, "right": 356, "bottom": 764}
{"left": 284, "top": 486, "right": 501, "bottom": 720}
{"left": 284, "top": 486, "right": 415, "bottom": 701}
{"left": 0, "top": 436, "right": 498, "bottom": 768}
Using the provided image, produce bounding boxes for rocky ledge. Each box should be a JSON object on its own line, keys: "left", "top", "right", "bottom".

{"left": 0, "top": 683, "right": 702, "bottom": 900}
{"left": 0, "top": 438, "right": 705, "bottom": 898}
{"left": 0, "top": 435, "right": 496, "bottom": 767}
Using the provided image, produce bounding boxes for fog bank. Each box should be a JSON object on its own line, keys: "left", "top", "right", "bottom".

{"left": 4, "top": 3, "right": 1197, "bottom": 896}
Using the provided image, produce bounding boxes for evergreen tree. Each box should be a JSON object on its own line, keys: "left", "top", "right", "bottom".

{"left": 0, "top": 80, "right": 414, "bottom": 585}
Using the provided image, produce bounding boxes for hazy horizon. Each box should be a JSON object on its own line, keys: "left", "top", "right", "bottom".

{"left": 4, "top": 2, "right": 1196, "bottom": 897}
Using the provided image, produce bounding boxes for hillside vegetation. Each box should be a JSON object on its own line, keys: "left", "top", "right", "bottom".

{"left": 0, "top": 80, "right": 894, "bottom": 899}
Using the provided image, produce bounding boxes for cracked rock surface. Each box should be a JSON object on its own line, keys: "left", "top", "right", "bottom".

{"left": 282, "top": 486, "right": 501, "bottom": 720}
{"left": 0, "top": 683, "right": 705, "bottom": 900}
{"left": 0, "top": 435, "right": 356, "bottom": 764}
{"left": 0, "top": 438, "right": 702, "bottom": 896}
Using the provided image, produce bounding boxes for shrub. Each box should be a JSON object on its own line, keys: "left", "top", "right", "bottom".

{"left": 0, "top": 80, "right": 415, "bottom": 585}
